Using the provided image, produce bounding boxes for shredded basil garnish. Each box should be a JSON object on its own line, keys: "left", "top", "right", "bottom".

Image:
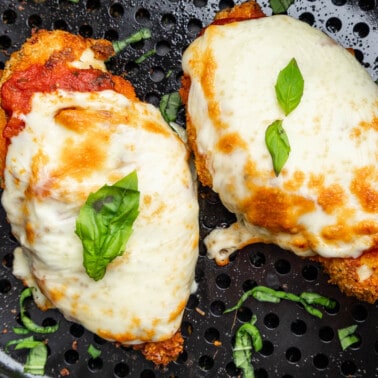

{"left": 159, "top": 92, "right": 182, "bottom": 124}
{"left": 338, "top": 325, "right": 360, "bottom": 351}
{"left": 75, "top": 171, "right": 140, "bottom": 281}
{"left": 24, "top": 342, "right": 48, "bottom": 375}
{"left": 269, "top": 0, "right": 295, "bottom": 14}
{"left": 12, "top": 327, "right": 30, "bottom": 335}
{"left": 135, "top": 49, "right": 156, "bottom": 64}
{"left": 112, "top": 28, "right": 151, "bottom": 55}
{"left": 20, "top": 288, "right": 60, "bottom": 333}
{"left": 5, "top": 336, "right": 48, "bottom": 375}
{"left": 88, "top": 344, "right": 102, "bottom": 359}
{"left": 224, "top": 285, "right": 336, "bottom": 319}
{"left": 233, "top": 315, "right": 262, "bottom": 378}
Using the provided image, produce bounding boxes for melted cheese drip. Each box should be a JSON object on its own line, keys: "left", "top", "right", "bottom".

{"left": 2, "top": 90, "right": 199, "bottom": 344}
{"left": 182, "top": 15, "right": 378, "bottom": 263}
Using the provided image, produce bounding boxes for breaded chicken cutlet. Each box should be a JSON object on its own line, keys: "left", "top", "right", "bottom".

{"left": 181, "top": 0, "right": 378, "bottom": 303}
{"left": 0, "top": 29, "right": 199, "bottom": 364}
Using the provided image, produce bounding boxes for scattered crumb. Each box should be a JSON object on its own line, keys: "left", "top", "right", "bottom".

{"left": 60, "top": 368, "right": 70, "bottom": 376}
{"left": 213, "top": 340, "right": 222, "bottom": 347}
{"left": 71, "top": 340, "right": 78, "bottom": 351}
{"left": 195, "top": 307, "right": 206, "bottom": 316}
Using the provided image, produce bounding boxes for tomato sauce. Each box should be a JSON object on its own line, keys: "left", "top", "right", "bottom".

{"left": 1, "top": 63, "right": 115, "bottom": 138}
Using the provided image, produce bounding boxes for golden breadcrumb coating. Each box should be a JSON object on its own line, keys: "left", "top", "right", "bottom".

{"left": 313, "top": 249, "right": 378, "bottom": 304}
{"left": 133, "top": 331, "right": 184, "bottom": 366}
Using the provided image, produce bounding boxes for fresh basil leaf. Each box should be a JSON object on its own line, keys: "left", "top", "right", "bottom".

{"left": 233, "top": 315, "right": 262, "bottom": 378}
{"left": 159, "top": 92, "right": 182, "bottom": 124}
{"left": 275, "top": 58, "right": 304, "bottom": 116}
{"left": 76, "top": 171, "right": 140, "bottom": 281}
{"left": 265, "top": 119, "right": 291, "bottom": 176}
{"left": 269, "top": 0, "right": 295, "bottom": 14}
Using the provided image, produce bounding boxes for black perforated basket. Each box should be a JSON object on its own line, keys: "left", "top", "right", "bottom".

{"left": 0, "top": 1, "right": 377, "bottom": 377}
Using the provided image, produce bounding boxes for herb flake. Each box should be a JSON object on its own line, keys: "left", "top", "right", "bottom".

{"left": 338, "top": 325, "right": 359, "bottom": 350}
{"left": 88, "top": 344, "right": 102, "bottom": 359}
{"left": 112, "top": 28, "right": 151, "bottom": 55}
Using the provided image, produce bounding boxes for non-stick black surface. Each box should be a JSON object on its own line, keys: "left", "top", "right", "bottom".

{"left": 0, "top": 1, "right": 377, "bottom": 377}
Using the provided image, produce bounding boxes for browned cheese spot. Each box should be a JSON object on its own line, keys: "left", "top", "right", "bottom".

{"left": 216, "top": 131, "right": 247, "bottom": 154}
{"left": 317, "top": 183, "right": 346, "bottom": 214}
{"left": 351, "top": 166, "right": 378, "bottom": 213}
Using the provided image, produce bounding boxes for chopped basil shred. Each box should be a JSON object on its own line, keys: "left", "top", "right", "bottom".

{"left": 75, "top": 171, "right": 140, "bottom": 281}
{"left": 338, "top": 325, "right": 359, "bottom": 350}
{"left": 5, "top": 336, "right": 48, "bottom": 375}
{"left": 233, "top": 315, "right": 262, "bottom": 378}
{"left": 20, "top": 288, "right": 60, "bottom": 333}
{"left": 5, "top": 287, "right": 60, "bottom": 375}
{"left": 224, "top": 285, "right": 336, "bottom": 319}
{"left": 265, "top": 58, "right": 304, "bottom": 176}
{"left": 12, "top": 327, "right": 30, "bottom": 335}
{"left": 112, "top": 28, "right": 151, "bottom": 55}
{"left": 269, "top": 0, "right": 295, "bottom": 14}
{"left": 24, "top": 342, "right": 48, "bottom": 376}
{"left": 159, "top": 92, "right": 182, "bottom": 124}
{"left": 5, "top": 336, "right": 35, "bottom": 352}
{"left": 135, "top": 49, "right": 156, "bottom": 64}
{"left": 88, "top": 344, "right": 102, "bottom": 359}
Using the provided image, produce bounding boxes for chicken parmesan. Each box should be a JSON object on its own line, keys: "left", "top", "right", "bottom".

{"left": 181, "top": 1, "right": 378, "bottom": 302}
{"left": 0, "top": 29, "right": 199, "bottom": 364}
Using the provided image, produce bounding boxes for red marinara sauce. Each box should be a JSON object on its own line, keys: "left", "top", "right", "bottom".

{"left": 1, "top": 62, "right": 115, "bottom": 139}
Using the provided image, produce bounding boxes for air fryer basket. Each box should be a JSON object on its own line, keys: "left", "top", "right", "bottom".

{"left": 0, "top": 1, "right": 377, "bottom": 377}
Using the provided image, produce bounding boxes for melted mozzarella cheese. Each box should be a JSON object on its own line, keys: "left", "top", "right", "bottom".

{"left": 182, "top": 15, "right": 378, "bottom": 263}
{"left": 2, "top": 89, "right": 199, "bottom": 344}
